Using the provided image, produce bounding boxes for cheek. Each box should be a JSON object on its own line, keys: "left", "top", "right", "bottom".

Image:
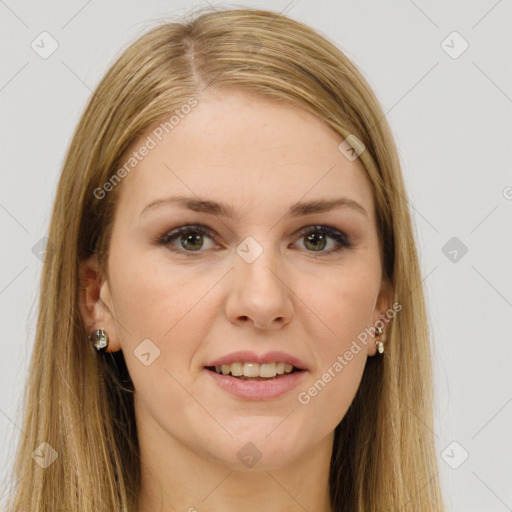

{"left": 293, "top": 339, "right": 367, "bottom": 443}
{"left": 107, "top": 249, "right": 225, "bottom": 390}
{"left": 109, "top": 247, "right": 216, "bottom": 337}
{"left": 287, "top": 266, "right": 378, "bottom": 431}
{"left": 299, "top": 262, "right": 379, "bottom": 350}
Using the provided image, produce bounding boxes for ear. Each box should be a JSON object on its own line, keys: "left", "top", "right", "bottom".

{"left": 78, "top": 254, "right": 122, "bottom": 353}
{"left": 367, "top": 278, "right": 393, "bottom": 357}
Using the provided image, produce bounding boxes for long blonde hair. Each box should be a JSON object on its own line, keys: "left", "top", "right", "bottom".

{"left": 5, "top": 7, "right": 445, "bottom": 511}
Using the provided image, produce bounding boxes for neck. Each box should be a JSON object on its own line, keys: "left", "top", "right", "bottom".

{"left": 136, "top": 422, "right": 334, "bottom": 512}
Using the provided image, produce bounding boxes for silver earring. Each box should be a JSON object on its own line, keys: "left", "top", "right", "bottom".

{"left": 375, "top": 326, "right": 385, "bottom": 354}
{"left": 88, "top": 329, "right": 109, "bottom": 351}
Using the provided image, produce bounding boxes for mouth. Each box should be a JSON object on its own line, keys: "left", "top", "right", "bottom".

{"left": 203, "top": 361, "right": 308, "bottom": 400}
{"left": 204, "top": 362, "right": 304, "bottom": 381}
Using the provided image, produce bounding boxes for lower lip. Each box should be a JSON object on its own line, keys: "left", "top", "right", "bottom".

{"left": 204, "top": 368, "right": 307, "bottom": 400}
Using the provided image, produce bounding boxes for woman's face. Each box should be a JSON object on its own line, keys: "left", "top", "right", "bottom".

{"left": 87, "top": 89, "right": 390, "bottom": 470}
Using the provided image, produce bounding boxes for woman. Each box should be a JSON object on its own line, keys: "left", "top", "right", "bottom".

{"left": 5, "top": 7, "right": 446, "bottom": 512}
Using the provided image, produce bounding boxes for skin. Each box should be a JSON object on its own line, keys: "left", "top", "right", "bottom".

{"left": 80, "top": 88, "right": 391, "bottom": 512}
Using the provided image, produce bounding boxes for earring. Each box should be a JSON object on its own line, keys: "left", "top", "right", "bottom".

{"left": 375, "top": 326, "right": 385, "bottom": 354}
{"left": 88, "top": 329, "right": 109, "bottom": 351}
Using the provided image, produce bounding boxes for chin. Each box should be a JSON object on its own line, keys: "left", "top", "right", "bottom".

{"left": 206, "top": 434, "right": 306, "bottom": 472}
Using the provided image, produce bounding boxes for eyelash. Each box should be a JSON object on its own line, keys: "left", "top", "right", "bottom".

{"left": 154, "top": 223, "right": 352, "bottom": 258}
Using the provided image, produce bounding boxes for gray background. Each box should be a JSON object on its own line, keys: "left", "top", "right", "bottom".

{"left": 1, "top": 1, "right": 511, "bottom": 510}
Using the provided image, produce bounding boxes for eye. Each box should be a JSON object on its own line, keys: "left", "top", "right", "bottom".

{"left": 155, "top": 224, "right": 217, "bottom": 256}
{"left": 293, "top": 225, "right": 352, "bottom": 255}
{"left": 155, "top": 223, "right": 352, "bottom": 257}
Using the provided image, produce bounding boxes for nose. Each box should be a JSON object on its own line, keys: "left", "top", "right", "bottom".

{"left": 225, "top": 244, "right": 294, "bottom": 330}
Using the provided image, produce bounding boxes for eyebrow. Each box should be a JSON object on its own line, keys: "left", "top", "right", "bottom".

{"left": 140, "top": 195, "right": 368, "bottom": 219}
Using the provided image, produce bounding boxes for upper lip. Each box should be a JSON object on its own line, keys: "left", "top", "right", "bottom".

{"left": 205, "top": 350, "right": 308, "bottom": 371}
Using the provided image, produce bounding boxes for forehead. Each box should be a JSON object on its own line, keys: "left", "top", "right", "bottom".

{"left": 115, "top": 89, "right": 375, "bottom": 223}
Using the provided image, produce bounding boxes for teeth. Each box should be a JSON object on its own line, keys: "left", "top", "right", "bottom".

{"left": 211, "top": 362, "right": 298, "bottom": 378}
{"left": 230, "top": 362, "right": 243, "bottom": 376}
{"left": 260, "top": 363, "right": 277, "bottom": 378}
{"left": 243, "top": 362, "right": 260, "bottom": 377}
